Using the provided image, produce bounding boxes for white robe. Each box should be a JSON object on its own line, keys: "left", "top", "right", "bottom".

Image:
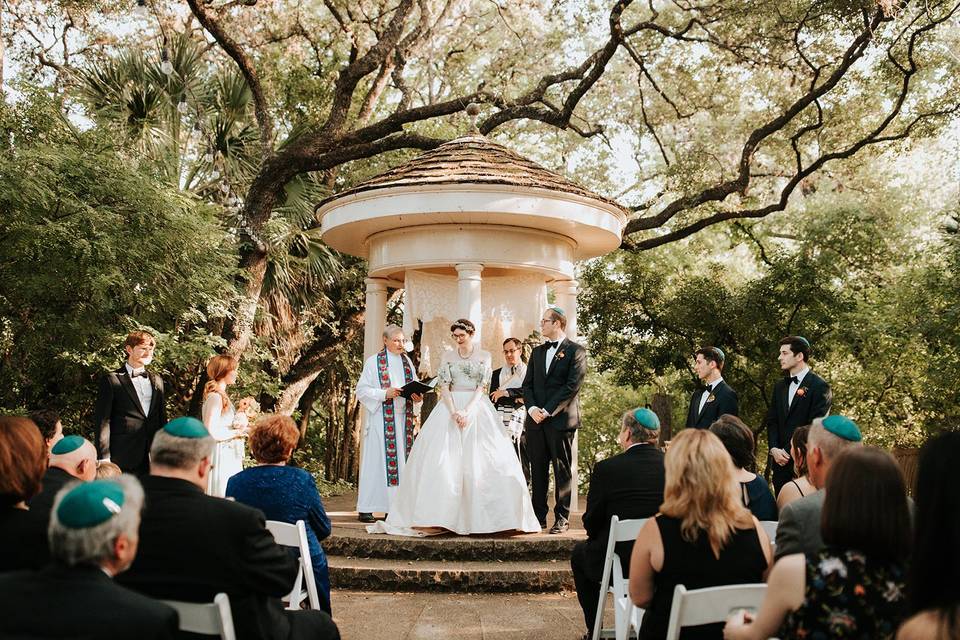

{"left": 356, "top": 350, "right": 418, "bottom": 513}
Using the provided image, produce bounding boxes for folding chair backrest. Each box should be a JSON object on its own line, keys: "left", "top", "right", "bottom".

{"left": 759, "top": 520, "right": 777, "bottom": 544}
{"left": 266, "top": 519, "right": 320, "bottom": 610}
{"left": 592, "top": 516, "right": 648, "bottom": 640}
{"left": 162, "top": 592, "right": 236, "bottom": 640}
{"left": 664, "top": 583, "right": 767, "bottom": 640}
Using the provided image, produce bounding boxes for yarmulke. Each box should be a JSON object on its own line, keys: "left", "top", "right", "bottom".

{"left": 822, "top": 415, "right": 862, "bottom": 442}
{"left": 548, "top": 306, "right": 565, "bottom": 316}
{"left": 795, "top": 336, "right": 811, "bottom": 348}
{"left": 163, "top": 417, "right": 209, "bottom": 439}
{"left": 712, "top": 347, "right": 725, "bottom": 362}
{"left": 51, "top": 435, "right": 86, "bottom": 455}
{"left": 56, "top": 480, "right": 125, "bottom": 529}
{"left": 632, "top": 408, "right": 661, "bottom": 430}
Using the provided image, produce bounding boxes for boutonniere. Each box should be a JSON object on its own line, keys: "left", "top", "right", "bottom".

{"left": 706, "top": 394, "right": 716, "bottom": 403}
{"left": 796, "top": 387, "right": 808, "bottom": 398}
{"left": 555, "top": 351, "right": 566, "bottom": 360}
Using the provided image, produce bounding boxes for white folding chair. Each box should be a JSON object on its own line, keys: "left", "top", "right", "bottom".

{"left": 759, "top": 520, "right": 777, "bottom": 546}
{"left": 664, "top": 583, "right": 767, "bottom": 640}
{"left": 592, "top": 516, "right": 647, "bottom": 640}
{"left": 266, "top": 519, "right": 320, "bottom": 610}
{"left": 161, "top": 592, "right": 236, "bottom": 640}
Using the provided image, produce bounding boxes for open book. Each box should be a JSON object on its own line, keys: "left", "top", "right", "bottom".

{"left": 400, "top": 377, "right": 437, "bottom": 399}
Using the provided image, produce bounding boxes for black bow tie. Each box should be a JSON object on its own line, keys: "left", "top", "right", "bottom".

{"left": 790, "top": 376, "right": 800, "bottom": 385}
{"left": 704, "top": 384, "right": 714, "bottom": 393}
{"left": 131, "top": 370, "right": 149, "bottom": 379}
{"left": 545, "top": 341, "right": 558, "bottom": 349}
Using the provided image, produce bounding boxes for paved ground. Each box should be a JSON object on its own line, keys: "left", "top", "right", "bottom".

{"left": 331, "top": 589, "right": 589, "bottom": 640}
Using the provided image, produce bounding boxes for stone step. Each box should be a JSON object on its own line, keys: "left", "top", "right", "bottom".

{"left": 328, "top": 556, "right": 574, "bottom": 592}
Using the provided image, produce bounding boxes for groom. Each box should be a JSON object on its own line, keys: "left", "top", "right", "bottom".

{"left": 522, "top": 307, "right": 587, "bottom": 534}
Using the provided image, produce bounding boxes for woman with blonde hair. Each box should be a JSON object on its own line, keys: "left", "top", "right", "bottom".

{"left": 201, "top": 354, "right": 248, "bottom": 496}
{"left": 630, "top": 428, "right": 772, "bottom": 639}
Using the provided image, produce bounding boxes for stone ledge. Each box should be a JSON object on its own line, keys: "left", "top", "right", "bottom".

{"left": 325, "top": 529, "right": 580, "bottom": 561}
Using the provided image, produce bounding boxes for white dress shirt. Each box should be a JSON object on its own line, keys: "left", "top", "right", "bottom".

{"left": 125, "top": 362, "right": 153, "bottom": 415}
{"left": 787, "top": 367, "right": 810, "bottom": 407}
{"left": 698, "top": 377, "right": 724, "bottom": 414}
{"left": 544, "top": 333, "right": 565, "bottom": 373}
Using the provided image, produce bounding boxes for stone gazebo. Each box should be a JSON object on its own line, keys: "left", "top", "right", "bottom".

{"left": 317, "top": 131, "right": 627, "bottom": 507}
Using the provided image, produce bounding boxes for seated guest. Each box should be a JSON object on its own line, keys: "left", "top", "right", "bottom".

{"left": 118, "top": 417, "right": 339, "bottom": 640}
{"left": 29, "top": 435, "right": 98, "bottom": 517}
{"left": 29, "top": 408, "right": 65, "bottom": 452}
{"left": 897, "top": 431, "right": 960, "bottom": 640}
{"left": 0, "top": 478, "right": 179, "bottom": 639}
{"left": 775, "top": 425, "right": 814, "bottom": 511}
{"left": 227, "top": 414, "right": 333, "bottom": 614}
{"left": 774, "top": 415, "right": 863, "bottom": 560}
{"left": 709, "top": 415, "right": 777, "bottom": 521}
{"left": 724, "top": 446, "right": 911, "bottom": 640}
{"left": 572, "top": 408, "right": 666, "bottom": 639}
{"left": 96, "top": 460, "right": 123, "bottom": 479}
{"left": 0, "top": 415, "right": 49, "bottom": 571}
{"left": 629, "top": 428, "right": 772, "bottom": 640}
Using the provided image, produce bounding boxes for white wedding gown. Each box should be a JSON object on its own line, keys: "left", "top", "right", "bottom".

{"left": 202, "top": 392, "right": 246, "bottom": 497}
{"left": 368, "top": 350, "right": 540, "bottom": 536}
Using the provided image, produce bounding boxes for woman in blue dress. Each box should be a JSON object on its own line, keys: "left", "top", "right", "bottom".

{"left": 226, "top": 414, "right": 332, "bottom": 614}
{"left": 710, "top": 414, "right": 778, "bottom": 521}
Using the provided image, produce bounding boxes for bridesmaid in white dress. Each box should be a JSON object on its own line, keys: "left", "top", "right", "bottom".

{"left": 201, "top": 354, "right": 248, "bottom": 497}
{"left": 369, "top": 318, "right": 540, "bottom": 536}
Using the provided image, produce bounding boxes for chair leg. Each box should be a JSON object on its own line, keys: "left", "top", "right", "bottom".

{"left": 614, "top": 598, "right": 628, "bottom": 640}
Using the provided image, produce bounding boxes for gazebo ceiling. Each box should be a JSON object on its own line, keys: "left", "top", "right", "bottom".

{"left": 316, "top": 134, "right": 627, "bottom": 261}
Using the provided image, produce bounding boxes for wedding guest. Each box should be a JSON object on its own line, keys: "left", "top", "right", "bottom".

{"left": 490, "top": 337, "right": 529, "bottom": 480}
{"left": 96, "top": 460, "right": 123, "bottom": 479}
{"left": 227, "top": 414, "right": 333, "bottom": 614}
{"left": 118, "top": 417, "right": 339, "bottom": 640}
{"left": 29, "top": 435, "right": 98, "bottom": 519}
{"left": 572, "top": 408, "right": 665, "bottom": 639}
{"left": 94, "top": 330, "right": 167, "bottom": 475}
{"left": 686, "top": 347, "right": 738, "bottom": 428}
{"left": 28, "top": 408, "right": 64, "bottom": 452}
{"left": 355, "top": 324, "right": 422, "bottom": 523}
{"left": 724, "top": 446, "right": 910, "bottom": 640}
{"left": 897, "top": 431, "right": 960, "bottom": 640}
{"left": 629, "top": 429, "right": 772, "bottom": 640}
{"left": 0, "top": 478, "right": 179, "bottom": 639}
{"left": 522, "top": 306, "right": 588, "bottom": 533}
{"left": 202, "top": 354, "right": 249, "bottom": 497}
{"left": 775, "top": 415, "right": 862, "bottom": 560}
{"left": 762, "top": 336, "right": 831, "bottom": 495}
{"left": 0, "top": 415, "right": 50, "bottom": 571}
{"left": 709, "top": 415, "right": 777, "bottom": 521}
{"left": 775, "top": 425, "right": 814, "bottom": 511}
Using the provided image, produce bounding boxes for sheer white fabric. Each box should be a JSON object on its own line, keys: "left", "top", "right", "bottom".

{"left": 201, "top": 392, "right": 246, "bottom": 497}
{"left": 368, "top": 349, "right": 540, "bottom": 536}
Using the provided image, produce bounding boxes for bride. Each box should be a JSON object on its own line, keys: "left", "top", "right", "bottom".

{"left": 368, "top": 318, "right": 540, "bottom": 536}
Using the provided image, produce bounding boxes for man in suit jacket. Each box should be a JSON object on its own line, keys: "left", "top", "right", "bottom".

{"left": 28, "top": 435, "right": 97, "bottom": 522}
{"left": 118, "top": 417, "right": 339, "bottom": 640}
{"left": 491, "top": 337, "right": 529, "bottom": 481}
{"left": 572, "top": 408, "right": 666, "bottom": 638}
{"left": 522, "top": 306, "right": 588, "bottom": 534}
{"left": 775, "top": 415, "right": 862, "bottom": 559}
{"left": 0, "top": 476, "right": 180, "bottom": 639}
{"left": 94, "top": 330, "right": 167, "bottom": 475}
{"left": 763, "top": 336, "right": 832, "bottom": 496}
{"left": 685, "top": 346, "right": 738, "bottom": 428}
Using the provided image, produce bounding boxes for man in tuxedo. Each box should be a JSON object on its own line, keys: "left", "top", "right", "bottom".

{"left": 763, "top": 335, "right": 832, "bottom": 496}
{"left": 28, "top": 435, "right": 97, "bottom": 519}
{"left": 118, "top": 417, "right": 339, "bottom": 640}
{"left": 0, "top": 477, "right": 180, "bottom": 639}
{"left": 522, "top": 306, "right": 587, "bottom": 534}
{"left": 490, "top": 337, "right": 529, "bottom": 481}
{"left": 572, "top": 408, "right": 665, "bottom": 638}
{"left": 94, "top": 330, "right": 167, "bottom": 475}
{"left": 685, "top": 346, "right": 738, "bottom": 428}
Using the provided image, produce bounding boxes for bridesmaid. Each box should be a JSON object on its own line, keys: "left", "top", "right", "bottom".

{"left": 201, "top": 355, "right": 248, "bottom": 496}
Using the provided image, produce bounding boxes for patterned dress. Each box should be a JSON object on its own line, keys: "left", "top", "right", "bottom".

{"left": 779, "top": 547, "right": 908, "bottom": 639}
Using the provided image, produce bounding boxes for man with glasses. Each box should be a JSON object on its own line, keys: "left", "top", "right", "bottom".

{"left": 491, "top": 338, "right": 529, "bottom": 482}
{"left": 522, "top": 307, "right": 587, "bottom": 534}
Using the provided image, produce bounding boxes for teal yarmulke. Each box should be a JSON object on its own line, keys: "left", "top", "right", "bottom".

{"left": 822, "top": 415, "right": 862, "bottom": 442}
{"left": 56, "top": 480, "right": 125, "bottom": 529}
{"left": 163, "top": 417, "right": 209, "bottom": 439}
{"left": 632, "top": 408, "right": 661, "bottom": 430}
{"left": 51, "top": 435, "right": 86, "bottom": 455}
{"left": 549, "top": 306, "right": 565, "bottom": 316}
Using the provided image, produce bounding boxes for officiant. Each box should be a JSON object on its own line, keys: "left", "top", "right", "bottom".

{"left": 490, "top": 337, "right": 530, "bottom": 482}
{"left": 355, "top": 324, "right": 422, "bottom": 523}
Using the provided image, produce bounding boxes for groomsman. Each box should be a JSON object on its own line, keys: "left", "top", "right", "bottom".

{"left": 522, "top": 307, "right": 587, "bottom": 534}
{"left": 763, "top": 336, "right": 832, "bottom": 495}
{"left": 685, "top": 346, "right": 738, "bottom": 428}
{"left": 94, "top": 331, "right": 167, "bottom": 475}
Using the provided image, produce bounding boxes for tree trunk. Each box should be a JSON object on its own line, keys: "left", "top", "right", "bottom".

{"left": 651, "top": 392, "right": 673, "bottom": 447}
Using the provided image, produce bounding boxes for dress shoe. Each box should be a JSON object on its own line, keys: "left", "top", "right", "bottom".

{"left": 358, "top": 512, "right": 376, "bottom": 523}
{"left": 549, "top": 517, "right": 569, "bottom": 534}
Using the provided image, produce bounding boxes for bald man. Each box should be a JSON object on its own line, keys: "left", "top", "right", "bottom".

{"left": 29, "top": 435, "right": 98, "bottom": 518}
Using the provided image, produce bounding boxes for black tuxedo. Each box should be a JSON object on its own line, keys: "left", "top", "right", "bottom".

{"left": 118, "top": 476, "right": 338, "bottom": 640}
{"left": 572, "top": 444, "right": 666, "bottom": 633}
{"left": 0, "top": 564, "right": 178, "bottom": 639}
{"left": 763, "top": 370, "right": 832, "bottom": 494}
{"left": 685, "top": 379, "right": 739, "bottom": 429}
{"left": 94, "top": 365, "right": 167, "bottom": 474}
{"left": 28, "top": 466, "right": 74, "bottom": 516}
{"left": 521, "top": 337, "right": 587, "bottom": 525}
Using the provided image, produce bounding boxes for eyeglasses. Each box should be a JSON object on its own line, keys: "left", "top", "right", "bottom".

{"left": 540, "top": 319, "right": 555, "bottom": 325}
{"left": 451, "top": 332, "right": 468, "bottom": 339}
{"left": 503, "top": 348, "right": 520, "bottom": 354}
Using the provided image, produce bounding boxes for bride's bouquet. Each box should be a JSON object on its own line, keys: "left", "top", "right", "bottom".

{"left": 234, "top": 397, "right": 260, "bottom": 434}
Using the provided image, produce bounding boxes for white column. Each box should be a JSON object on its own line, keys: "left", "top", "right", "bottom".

{"left": 553, "top": 278, "right": 581, "bottom": 512}
{"left": 363, "top": 278, "right": 389, "bottom": 360}
{"left": 455, "top": 262, "right": 484, "bottom": 344}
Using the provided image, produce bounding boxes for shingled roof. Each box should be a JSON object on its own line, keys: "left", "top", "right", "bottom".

{"left": 319, "top": 134, "right": 627, "bottom": 212}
